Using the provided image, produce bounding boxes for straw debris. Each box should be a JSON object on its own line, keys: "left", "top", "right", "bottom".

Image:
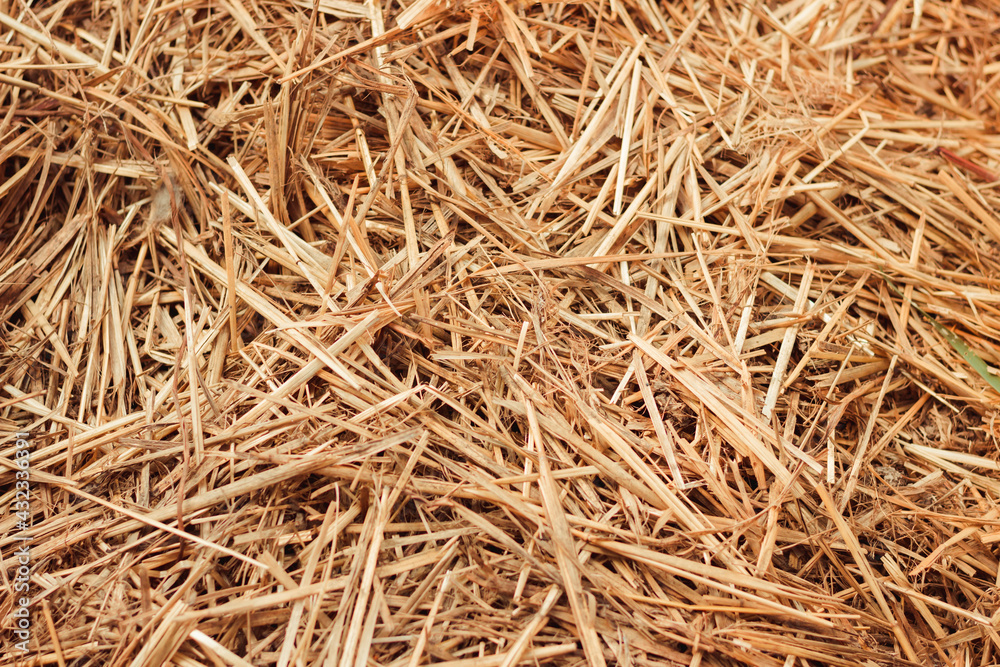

{"left": 2, "top": 0, "right": 1000, "bottom": 665}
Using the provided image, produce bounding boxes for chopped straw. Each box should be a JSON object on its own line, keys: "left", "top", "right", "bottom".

{"left": 2, "top": 0, "right": 1000, "bottom": 665}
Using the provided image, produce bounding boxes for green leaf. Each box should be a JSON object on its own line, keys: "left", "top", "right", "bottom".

{"left": 882, "top": 273, "right": 1000, "bottom": 394}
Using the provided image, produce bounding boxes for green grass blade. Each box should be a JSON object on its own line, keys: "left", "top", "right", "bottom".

{"left": 882, "top": 273, "right": 1000, "bottom": 394}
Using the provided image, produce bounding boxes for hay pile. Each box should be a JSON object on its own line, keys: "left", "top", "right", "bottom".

{"left": 2, "top": 0, "right": 1000, "bottom": 664}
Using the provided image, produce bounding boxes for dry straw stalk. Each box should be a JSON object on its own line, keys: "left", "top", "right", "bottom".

{"left": 2, "top": 0, "right": 1000, "bottom": 665}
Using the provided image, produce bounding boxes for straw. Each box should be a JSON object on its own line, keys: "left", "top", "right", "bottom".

{"left": 3, "top": 0, "right": 1000, "bottom": 665}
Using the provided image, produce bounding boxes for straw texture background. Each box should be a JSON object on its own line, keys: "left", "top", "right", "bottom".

{"left": 2, "top": 0, "right": 1000, "bottom": 665}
